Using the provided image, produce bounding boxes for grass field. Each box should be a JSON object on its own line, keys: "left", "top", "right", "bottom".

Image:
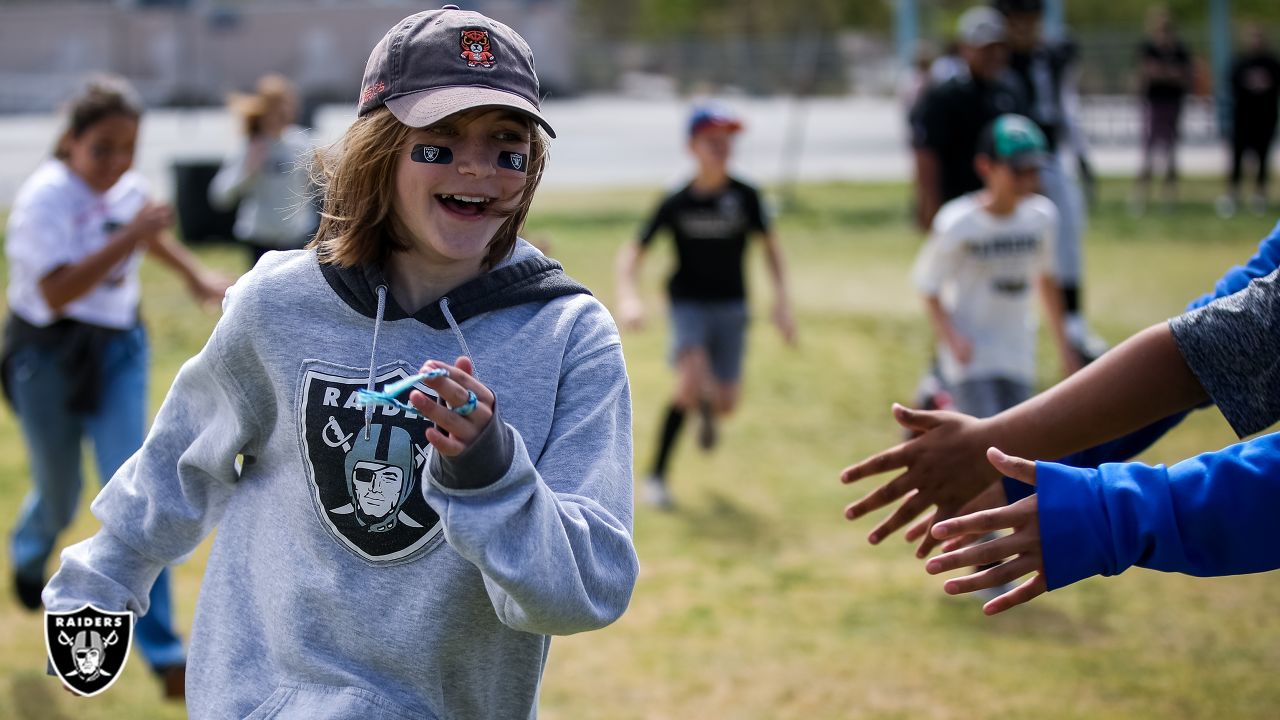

{"left": 0, "top": 178, "right": 1277, "bottom": 719}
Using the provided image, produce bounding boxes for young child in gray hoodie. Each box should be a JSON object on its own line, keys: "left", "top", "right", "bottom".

{"left": 43, "top": 7, "right": 639, "bottom": 718}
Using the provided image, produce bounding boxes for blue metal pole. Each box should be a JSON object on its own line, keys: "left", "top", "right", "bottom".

{"left": 896, "top": 0, "right": 920, "bottom": 70}
{"left": 1043, "top": 0, "right": 1066, "bottom": 42}
{"left": 1210, "top": 0, "right": 1232, "bottom": 137}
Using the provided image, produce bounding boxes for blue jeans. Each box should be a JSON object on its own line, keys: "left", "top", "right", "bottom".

{"left": 7, "top": 325, "right": 185, "bottom": 671}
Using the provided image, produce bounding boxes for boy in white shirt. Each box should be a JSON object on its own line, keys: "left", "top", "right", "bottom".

{"left": 913, "top": 114, "right": 1080, "bottom": 420}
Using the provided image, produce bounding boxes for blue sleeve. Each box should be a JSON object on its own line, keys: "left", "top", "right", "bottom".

{"left": 1037, "top": 432, "right": 1280, "bottom": 591}
{"left": 1041, "top": 220, "right": 1280, "bottom": 475}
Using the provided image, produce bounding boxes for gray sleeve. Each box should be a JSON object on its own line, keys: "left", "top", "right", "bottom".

{"left": 430, "top": 400, "right": 515, "bottom": 490}
{"left": 1169, "top": 268, "right": 1280, "bottom": 438}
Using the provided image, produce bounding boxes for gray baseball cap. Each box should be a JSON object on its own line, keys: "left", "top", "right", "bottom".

{"left": 957, "top": 6, "right": 1007, "bottom": 47}
{"left": 357, "top": 5, "right": 556, "bottom": 138}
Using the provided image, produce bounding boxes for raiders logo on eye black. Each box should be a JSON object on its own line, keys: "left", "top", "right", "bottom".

{"left": 411, "top": 145, "right": 454, "bottom": 164}
{"left": 497, "top": 151, "right": 526, "bottom": 172}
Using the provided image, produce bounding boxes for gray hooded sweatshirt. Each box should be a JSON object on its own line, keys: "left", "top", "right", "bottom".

{"left": 43, "top": 240, "right": 638, "bottom": 719}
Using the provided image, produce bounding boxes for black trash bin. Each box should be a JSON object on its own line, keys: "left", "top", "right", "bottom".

{"left": 171, "top": 160, "right": 238, "bottom": 244}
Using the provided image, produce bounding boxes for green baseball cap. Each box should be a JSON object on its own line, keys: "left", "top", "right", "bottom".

{"left": 980, "top": 114, "right": 1048, "bottom": 170}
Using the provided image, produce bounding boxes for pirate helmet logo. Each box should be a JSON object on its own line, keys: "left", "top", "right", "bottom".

{"left": 45, "top": 605, "right": 134, "bottom": 697}
{"left": 423, "top": 145, "right": 440, "bottom": 163}
{"left": 334, "top": 423, "right": 416, "bottom": 533}
{"left": 510, "top": 153, "right": 523, "bottom": 170}
{"left": 460, "top": 29, "right": 496, "bottom": 68}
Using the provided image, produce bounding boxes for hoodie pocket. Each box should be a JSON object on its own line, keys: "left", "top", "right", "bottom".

{"left": 243, "top": 682, "right": 434, "bottom": 720}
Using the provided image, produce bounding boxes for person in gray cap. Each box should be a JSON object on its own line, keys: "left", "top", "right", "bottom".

{"left": 42, "top": 6, "right": 638, "bottom": 718}
{"left": 911, "top": 6, "right": 1031, "bottom": 231}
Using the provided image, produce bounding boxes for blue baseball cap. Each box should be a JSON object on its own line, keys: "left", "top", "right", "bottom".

{"left": 688, "top": 102, "right": 743, "bottom": 138}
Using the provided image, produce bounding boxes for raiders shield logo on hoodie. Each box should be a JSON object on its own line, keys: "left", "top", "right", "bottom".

{"left": 299, "top": 364, "right": 443, "bottom": 564}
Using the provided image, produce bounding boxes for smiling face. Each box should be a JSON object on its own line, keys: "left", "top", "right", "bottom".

{"left": 63, "top": 114, "right": 138, "bottom": 193}
{"left": 689, "top": 125, "right": 736, "bottom": 174}
{"left": 391, "top": 109, "right": 532, "bottom": 271}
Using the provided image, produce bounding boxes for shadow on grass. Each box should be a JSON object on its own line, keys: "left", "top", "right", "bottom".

{"left": 678, "top": 489, "right": 780, "bottom": 551}
{"left": 11, "top": 672, "right": 72, "bottom": 720}
{"left": 934, "top": 594, "right": 1110, "bottom": 645}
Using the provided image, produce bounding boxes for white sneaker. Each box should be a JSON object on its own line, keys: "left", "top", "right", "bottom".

{"left": 645, "top": 475, "right": 674, "bottom": 510}
{"left": 1065, "top": 315, "right": 1109, "bottom": 365}
{"left": 1215, "top": 194, "right": 1238, "bottom": 218}
{"left": 975, "top": 581, "right": 1018, "bottom": 604}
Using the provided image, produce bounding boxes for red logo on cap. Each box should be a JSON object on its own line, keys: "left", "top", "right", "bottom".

{"left": 460, "top": 29, "right": 495, "bottom": 68}
{"left": 360, "top": 80, "right": 386, "bottom": 107}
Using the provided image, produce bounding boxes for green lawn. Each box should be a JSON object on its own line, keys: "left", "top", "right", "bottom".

{"left": 0, "top": 178, "right": 1277, "bottom": 719}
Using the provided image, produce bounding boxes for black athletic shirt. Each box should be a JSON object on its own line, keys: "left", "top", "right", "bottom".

{"left": 1141, "top": 40, "right": 1192, "bottom": 103}
{"left": 1007, "top": 41, "right": 1077, "bottom": 151}
{"left": 639, "top": 177, "right": 769, "bottom": 301}
{"left": 1231, "top": 50, "right": 1280, "bottom": 130}
{"left": 911, "top": 73, "right": 1029, "bottom": 204}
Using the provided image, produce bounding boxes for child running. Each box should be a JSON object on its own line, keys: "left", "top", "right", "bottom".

{"left": 2, "top": 74, "right": 229, "bottom": 698}
{"left": 616, "top": 102, "right": 796, "bottom": 510}
{"left": 43, "top": 7, "right": 638, "bottom": 717}
{"left": 913, "top": 113, "right": 1079, "bottom": 421}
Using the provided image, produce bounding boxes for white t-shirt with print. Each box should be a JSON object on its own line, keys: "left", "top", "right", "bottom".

{"left": 913, "top": 191, "right": 1059, "bottom": 386}
{"left": 5, "top": 160, "right": 148, "bottom": 329}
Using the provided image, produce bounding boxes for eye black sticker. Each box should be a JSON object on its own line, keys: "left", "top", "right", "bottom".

{"left": 411, "top": 145, "right": 453, "bottom": 164}
{"left": 498, "top": 151, "right": 527, "bottom": 172}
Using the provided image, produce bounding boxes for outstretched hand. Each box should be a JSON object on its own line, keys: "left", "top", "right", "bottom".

{"left": 926, "top": 448, "right": 1046, "bottom": 615}
{"left": 409, "top": 356, "right": 497, "bottom": 456}
{"left": 841, "top": 404, "right": 1001, "bottom": 549}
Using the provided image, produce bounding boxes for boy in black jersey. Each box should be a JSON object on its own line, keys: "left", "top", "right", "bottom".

{"left": 616, "top": 102, "right": 796, "bottom": 509}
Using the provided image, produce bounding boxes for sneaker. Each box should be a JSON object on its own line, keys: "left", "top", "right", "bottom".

{"left": 975, "top": 581, "right": 1019, "bottom": 604}
{"left": 13, "top": 573, "right": 43, "bottom": 611}
{"left": 696, "top": 404, "right": 717, "bottom": 451}
{"left": 1215, "top": 194, "right": 1238, "bottom": 219}
{"left": 156, "top": 663, "right": 186, "bottom": 701}
{"left": 1065, "top": 315, "right": 1108, "bottom": 365}
{"left": 645, "top": 475, "right": 674, "bottom": 511}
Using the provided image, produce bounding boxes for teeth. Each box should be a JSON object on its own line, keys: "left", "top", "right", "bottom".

{"left": 440, "top": 194, "right": 489, "bottom": 204}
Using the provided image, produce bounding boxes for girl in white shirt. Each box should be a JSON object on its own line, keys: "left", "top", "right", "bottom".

{"left": 1, "top": 74, "right": 228, "bottom": 699}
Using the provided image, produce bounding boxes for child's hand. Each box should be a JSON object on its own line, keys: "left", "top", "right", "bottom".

{"left": 618, "top": 297, "right": 646, "bottom": 331}
{"left": 126, "top": 201, "right": 173, "bottom": 245}
{"left": 926, "top": 447, "right": 1046, "bottom": 616}
{"left": 408, "top": 356, "right": 496, "bottom": 457}
{"left": 189, "top": 271, "right": 234, "bottom": 310}
{"left": 842, "top": 404, "right": 999, "bottom": 546}
{"left": 773, "top": 301, "right": 798, "bottom": 346}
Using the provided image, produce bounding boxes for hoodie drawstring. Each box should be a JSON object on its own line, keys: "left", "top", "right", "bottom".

{"left": 364, "top": 284, "right": 388, "bottom": 439}
{"left": 439, "top": 296, "right": 478, "bottom": 380}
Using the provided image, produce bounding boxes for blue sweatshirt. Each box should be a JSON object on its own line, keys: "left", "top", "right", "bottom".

{"left": 43, "top": 241, "right": 639, "bottom": 719}
{"left": 1037, "top": 432, "right": 1280, "bottom": 589}
{"left": 1031, "top": 260, "right": 1280, "bottom": 590}
{"left": 1002, "top": 220, "right": 1280, "bottom": 505}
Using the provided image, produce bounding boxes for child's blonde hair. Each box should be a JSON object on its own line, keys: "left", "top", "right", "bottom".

{"left": 309, "top": 107, "right": 548, "bottom": 270}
